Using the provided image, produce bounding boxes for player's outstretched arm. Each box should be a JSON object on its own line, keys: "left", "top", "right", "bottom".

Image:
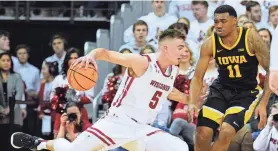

{"left": 248, "top": 29, "right": 272, "bottom": 129}
{"left": 87, "top": 48, "right": 149, "bottom": 77}
{"left": 189, "top": 37, "right": 213, "bottom": 107}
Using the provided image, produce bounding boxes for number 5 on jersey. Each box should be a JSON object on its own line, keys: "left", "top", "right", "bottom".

{"left": 149, "top": 91, "right": 162, "bottom": 109}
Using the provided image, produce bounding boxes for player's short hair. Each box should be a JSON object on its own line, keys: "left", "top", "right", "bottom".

{"left": 214, "top": 5, "right": 237, "bottom": 18}
{"left": 269, "top": 5, "right": 278, "bottom": 16}
{"left": 15, "top": 44, "right": 31, "bottom": 54}
{"left": 192, "top": 0, "right": 208, "bottom": 8}
{"left": 133, "top": 20, "right": 148, "bottom": 33}
{"left": 168, "top": 23, "right": 189, "bottom": 35}
{"left": 0, "top": 30, "right": 9, "bottom": 38}
{"left": 258, "top": 28, "right": 272, "bottom": 43}
{"left": 246, "top": 1, "right": 260, "bottom": 12}
{"left": 158, "top": 29, "right": 185, "bottom": 43}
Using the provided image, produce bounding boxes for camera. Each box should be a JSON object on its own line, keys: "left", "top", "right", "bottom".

{"left": 67, "top": 113, "right": 77, "bottom": 122}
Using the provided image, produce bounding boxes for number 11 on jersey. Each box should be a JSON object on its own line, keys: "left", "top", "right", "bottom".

{"left": 149, "top": 91, "right": 162, "bottom": 109}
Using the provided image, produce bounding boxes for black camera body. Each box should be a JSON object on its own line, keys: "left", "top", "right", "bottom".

{"left": 273, "top": 114, "right": 278, "bottom": 122}
{"left": 67, "top": 113, "right": 77, "bottom": 122}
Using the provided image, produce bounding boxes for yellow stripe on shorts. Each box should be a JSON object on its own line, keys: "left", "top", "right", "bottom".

{"left": 202, "top": 106, "right": 224, "bottom": 124}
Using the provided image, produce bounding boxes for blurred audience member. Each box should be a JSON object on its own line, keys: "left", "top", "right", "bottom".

{"left": 50, "top": 48, "right": 93, "bottom": 137}
{"left": 238, "top": 14, "right": 249, "bottom": 27}
{"left": 243, "top": 21, "right": 257, "bottom": 30}
{"left": 246, "top": 1, "right": 268, "bottom": 29}
{"left": 188, "top": 0, "right": 214, "bottom": 44}
{"left": 38, "top": 61, "right": 59, "bottom": 139}
{"left": 177, "top": 17, "right": 190, "bottom": 30}
{"left": 228, "top": 126, "right": 254, "bottom": 151}
{"left": 42, "top": 34, "right": 67, "bottom": 75}
{"left": 258, "top": 28, "right": 272, "bottom": 49}
{"left": 15, "top": 44, "right": 41, "bottom": 136}
{"left": 0, "top": 52, "right": 25, "bottom": 151}
{"left": 168, "top": 0, "right": 194, "bottom": 21}
{"left": 119, "top": 20, "right": 153, "bottom": 53}
{"left": 140, "top": 44, "right": 155, "bottom": 55}
{"left": 124, "top": 0, "right": 177, "bottom": 43}
{"left": 254, "top": 103, "right": 278, "bottom": 151}
{"left": 268, "top": 5, "right": 278, "bottom": 33}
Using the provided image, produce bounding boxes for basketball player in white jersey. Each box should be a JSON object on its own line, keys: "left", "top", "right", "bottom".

{"left": 10, "top": 29, "right": 190, "bottom": 151}
{"left": 270, "top": 26, "right": 278, "bottom": 95}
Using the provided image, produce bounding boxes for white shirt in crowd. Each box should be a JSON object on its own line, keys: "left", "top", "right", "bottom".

{"left": 270, "top": 26, "right": 278, "bottom": 70}
{"left": 124, "top": 12, "right": 177, "bottom": 43}
{"left": 203, "top": 67, "right": 219, "bottom": 86}
{"left": 188, "top": 19, "right": 214, "bottom": 44}
{"left": 43, "top": 81, "right": 53, "bottom": 101}
{"left": 253, "top": 124, "right": 278, "bottom": 151}
{"left": 14, "top": 62, "right": 40, "bottom": 93}
{"left": 224, "top": 0, "right": 246, "bottom": 16}
{"left": 185, "top": 38, "right": 200, "bottom": 61}
{"left": 168, "top": 0, "right": 195, "bottom": 21}
{"left": 207, "top": 1, "right": 224, "bottom": 19}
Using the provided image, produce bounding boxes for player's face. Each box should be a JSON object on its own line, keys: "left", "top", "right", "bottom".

{"left": 68, "top": 53, "right": 79, "bottom": 67}
{"left": 179, "top": 46, "right": 191, "bottom": 63}
{"left": 41, "top": 63, "right": 50, "bottom": 79}
{"left": 52, "top": 38, "right": 65, "bottom": 54}
{"left": 165, "top": 38, "right": 186, "bottom": 65}
{"left": 214, "top": 13, "right": 237, "bottom": 37}
{"left": 0, "top": 54, "right": 11, "bottom": 72}
{"left": 270, "top": 10, "right": 278, "bottom": 26}
{"left": 66, "top": 106, "right": 81, "bottom": 124}
{"left": 250, "top": 5, "right": 261, "bottom": 22}
{"left": 0, "top": 36, "right": 10, "bottom": 51}
{"left": 16, "top": 48, "right": 29, "bottom": 64}
{"left": 134, "top": 25, "right": 148, "bottom": 43}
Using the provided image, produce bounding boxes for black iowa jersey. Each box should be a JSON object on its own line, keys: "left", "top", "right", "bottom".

{"left": 212, "top": 27, "right": 259, "bottom": 90}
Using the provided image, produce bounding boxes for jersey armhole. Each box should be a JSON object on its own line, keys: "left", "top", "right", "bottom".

{"left": 127, "top": 54, "right": 151, "bottom": 78}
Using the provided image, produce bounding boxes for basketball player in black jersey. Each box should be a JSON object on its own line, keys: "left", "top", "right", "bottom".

{"left": 190, "top": 5, "right": 272, "bottom": 151}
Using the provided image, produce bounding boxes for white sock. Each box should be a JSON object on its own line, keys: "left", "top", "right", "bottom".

{"left": 37, "top": 141, "right": 47, "bottom": 150}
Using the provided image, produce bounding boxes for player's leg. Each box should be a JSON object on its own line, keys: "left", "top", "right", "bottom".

{"left": 145, "top": 132, "right": 189, "bottom": 151}
{"left": 210, "top": 86, "right": 262, "bottom": 151}
{"left": 195, "top": 85, "right": 228, "bottom": 151}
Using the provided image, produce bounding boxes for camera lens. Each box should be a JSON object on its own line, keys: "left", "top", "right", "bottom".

{"left": 273, "top": 114, "right": 278, "bottom": 122}
{"left": 68, "top": 113, "right": 77, "bottom": 122}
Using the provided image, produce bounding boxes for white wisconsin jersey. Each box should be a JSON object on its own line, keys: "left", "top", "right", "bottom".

{"left": 109, "top": 53, "right": 178, "bottom": 125}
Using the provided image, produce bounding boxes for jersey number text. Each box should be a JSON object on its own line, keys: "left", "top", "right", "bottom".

{"left": 149, "top": 91, "right": 162, "bottom": 109}
{"left": 227, "top": 64, "right": 242, "bottom": 78}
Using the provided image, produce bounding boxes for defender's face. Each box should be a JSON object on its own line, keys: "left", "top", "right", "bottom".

{"left": 165, "top": 38, "right": 186, "bottom": 65}
{"left": 214, "top": 13, "right": 237, "bottom": 37}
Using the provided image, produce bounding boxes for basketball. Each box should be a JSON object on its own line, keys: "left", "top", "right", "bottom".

{"left": 67, "top": 63, "right": 98, "bottom": 91}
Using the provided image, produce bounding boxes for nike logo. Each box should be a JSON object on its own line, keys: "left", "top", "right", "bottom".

{"left": 251, "top": 90, "right": 257, "bottom": 94}
{"left": 217, "top": 49, "right": 223, "bottom": 53}
{"left": 233, "top": 121, "right": 239, "bottom": 127}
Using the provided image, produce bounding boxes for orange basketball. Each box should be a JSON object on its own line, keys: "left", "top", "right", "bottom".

{"left": 67, "top": 63, "right": 98, "bottom": 91}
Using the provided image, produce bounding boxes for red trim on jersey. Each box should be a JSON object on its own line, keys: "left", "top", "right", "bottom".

{"left": 116, "top": 77, "right": 134, "bottom": 107}
{"left": 86, "top": 129, "right": 111, "bottom": 146}
{"left": 112, "top": 76, "right": 131, "bottom": 106}
{"left": 89, "top": 127, "right": 116, "bottom": 145}
{"left": 142, "top": 54, "right": 151, "bottom": 62}
{"left": 146, "top": 130, "right": 163, "bottom": 136}
{"left": 156, "top": 61, "right": 172, "bottom": 77}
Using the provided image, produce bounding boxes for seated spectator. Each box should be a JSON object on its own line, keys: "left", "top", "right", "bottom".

{"left": 38, "top": 61, "right": 59, "bottom": 138}
{"left": 253, "top": 103, "right": 278, "bottom": 151}
{"left": 119, "top": 20, "right": 154, "bottom": 54}
{"left": 268, "top": 5, "right": 278, "bottom": 33}
{"left": 227, "top": 126, "right": 253, "bottom": 151}
{"left": 124, "top": 0, "right": 177, "bottom": 44}
{"left": 258, "top": 28, "right": 272, "bottom": 49}
{"left": 246, "top": 1, "right": 269, "bottom": 29}
{"left": 177, "top": 17, "right": 190, "bottom": 29}
{"left": 243, "top": 20, "right": 257, "bottom": 30}
{"left": 238, "top": 14, "right": 249, "bottom": 27}
{"left": 0, "top": 52, "right": 25, "bottom": 151}
{"left": 50, "top": 48, "right": 94, "bottom": 137}
{"left": 140, "top": 45, "right": 155, "bottom": 55}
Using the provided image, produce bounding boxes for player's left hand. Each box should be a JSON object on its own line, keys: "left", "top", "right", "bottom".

{"left": 255, "top": 103, "right": 267, "bottom": 130}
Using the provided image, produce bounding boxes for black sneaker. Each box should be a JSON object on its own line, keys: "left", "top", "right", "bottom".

{"left": 11, "top": 132, "right": 42, "bottom": 150}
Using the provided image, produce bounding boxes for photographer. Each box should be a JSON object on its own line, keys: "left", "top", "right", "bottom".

{"left": 56, "top": 101, "right": 91, "bottom": 142}
{"left": 253, "top": 103, "right": 278, "bottom": 151}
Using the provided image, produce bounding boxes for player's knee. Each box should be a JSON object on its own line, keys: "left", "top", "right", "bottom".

{"left": 219, "top": 123, "right": 236, "bottom": 141}
{"left": 195, "top": 127, "right": 213, "bottom": 142}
